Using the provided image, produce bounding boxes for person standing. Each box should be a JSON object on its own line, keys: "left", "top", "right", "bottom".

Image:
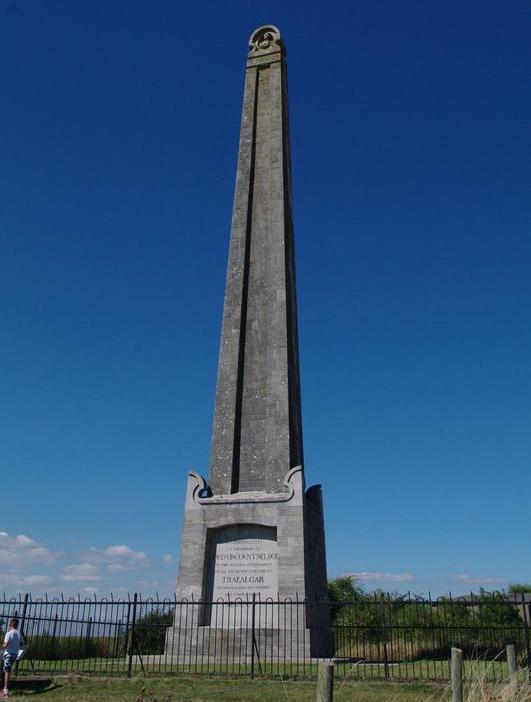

{"left": 1, "top": 617, "right": 21, "bottom": 698}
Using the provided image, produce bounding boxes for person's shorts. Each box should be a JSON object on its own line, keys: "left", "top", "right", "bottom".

{"left": 2, "top": 651, "right": 17, "bottom": 672}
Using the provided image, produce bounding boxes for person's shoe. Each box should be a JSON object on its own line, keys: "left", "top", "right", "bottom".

{"left": 0, "top": 691, "right": 9, "bottom": 698}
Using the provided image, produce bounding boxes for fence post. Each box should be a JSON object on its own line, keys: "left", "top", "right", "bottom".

{"left": 124, "top": 601, "right": 132, "bottom": 657}
{"left": 317, "top": 661, "right": 334, "bottom": 702}
{"left": 250, "top": 593, "right": 256, "bottom": 680}
{"left": 521, "top": 592, "right": 531, "bottom": 684}
{"left": 13, "top": 593, "right": 29, "bottom": 675}
{"left": 380, "top": 594, "right": 389, "bottom": 679}
{"left": 451, "top": 647, "right": 463, "bottom": 702}
{"left": 19, "top": 593, "right": 29, "bottom": 636}
{"left": 507, "top": 644, "right": 517, "bottom": 690}
{"left": 85, "top": 617, "right": 93, "bottom": 656}
{"left": 127, "top": 593, "right": 138, "bottom": 678}
{"left": 50, "top": 613, "right": 58, "bottom": 658}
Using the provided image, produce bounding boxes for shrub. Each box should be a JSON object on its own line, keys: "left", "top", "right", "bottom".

{"left": 328, "top": 576, "right": 366, "bottom": 626}
{"left": 28, "top": 634, "right": 116, "bottom": 660}
{"left": 329, "top": 583, "right": 527, "bottom": 663}
{"left": 129, "top": 609, "right": 174, "bottom": 655}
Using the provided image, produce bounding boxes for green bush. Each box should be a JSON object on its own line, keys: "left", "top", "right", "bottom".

{"left": 28, "top": 634, "right": 117, "bottom": 660}
{"left": 328, "top": 581, "right": 527, "bottom": 662}
{"left": 129, "top": 609, "right": 174, "bottom": 655}
{"left": 507, "top": 583, "right": 531, "bottom": 595}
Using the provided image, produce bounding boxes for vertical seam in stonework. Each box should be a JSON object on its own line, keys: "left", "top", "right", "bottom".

{"left": 281, "top": 59, "right": 304, "bottom": 472}
{"left": 231, "top": 66, "right": 259, "bottom": 494}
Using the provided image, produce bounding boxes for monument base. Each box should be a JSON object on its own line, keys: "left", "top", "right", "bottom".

{"left": 168, "top": 467, "right": 333, "bottom": 658}
{"left": 163, "top": 625, "right": 316, "bottom": 663}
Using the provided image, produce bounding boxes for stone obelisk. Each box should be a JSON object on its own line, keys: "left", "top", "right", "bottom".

{"left": 169, "top": 25, "right": 332, "bottom": 658}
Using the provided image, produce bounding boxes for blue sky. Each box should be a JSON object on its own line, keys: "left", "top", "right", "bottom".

{"left": 1, "top": 0, "right": 530, "bottom": 598}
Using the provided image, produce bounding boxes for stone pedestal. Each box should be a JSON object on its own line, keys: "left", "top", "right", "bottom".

{"left": 166, "top": 468, "right": 333, "bottom": 658}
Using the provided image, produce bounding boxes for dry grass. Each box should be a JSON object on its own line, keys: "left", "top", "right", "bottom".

{"left": 463, "top": 666, "right": 531, "bottom": 702}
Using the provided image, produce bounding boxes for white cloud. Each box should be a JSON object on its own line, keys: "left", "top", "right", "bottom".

{"left": 15, "top": 535, "right": 35, "bottom": 547}
{"left": 107, "top": 563, "right": 125, "bottom": 573}
{"left": 18, "top": 574, "right": 53, "bottom": 586}
{"left": 60, "top": 564, "right": 103, "bottom": 582}
{"left": 0, "top": 573, "right": 53, "bottom": 587}
{"left": 350, "top": 571, "right": 415, "bottom": 583}
{"left": 86, "top": 544, "right": 148, "bottom": 571}
{"left": 103, "top": 545, "right": 147, "bottom": 561}
{"left": 0, "top": 532, "right": 58, "bottom": 567}
{"left": 452, "top": 574, "right": 507, "bottom": 586}
{"left": 0, "top": 534, "right": 162, "bottom": 596}
{"left": 163, "top": 554, "right": 173, "bottom": 563}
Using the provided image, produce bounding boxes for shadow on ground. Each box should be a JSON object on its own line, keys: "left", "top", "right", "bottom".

{"left": 11, "top": 677, "right": 57, "bottom": 695}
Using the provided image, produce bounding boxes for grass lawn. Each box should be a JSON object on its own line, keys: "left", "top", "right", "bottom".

{"left": 333, "top": 659, "right": 517, "bottom": 683}
{"left": 6, "top": 676, "right": 451, "bottom": 701}
{"left": 16, "top": 657, "right": 516, "bottom": 683}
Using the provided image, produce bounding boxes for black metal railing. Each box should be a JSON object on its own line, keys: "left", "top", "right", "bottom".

{"left": 1, "top": 592, "right": 529, "bottom": 681}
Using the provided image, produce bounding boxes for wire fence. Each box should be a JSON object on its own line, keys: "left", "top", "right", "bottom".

{"left": 1, "top": 592, "right": 529, "bottom": 682}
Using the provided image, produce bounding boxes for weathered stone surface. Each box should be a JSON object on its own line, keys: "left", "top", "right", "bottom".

{"left": 170, "top": 468, "right": 333, "bottom": 655}
{"left": 170, "top": 25, "right": 333, "bottom": 658}
{"left": 174, "top": 468, "right": 306, "bottom": 603}
{"left": 208, "top": 24, "right": 302, "bottom": 496}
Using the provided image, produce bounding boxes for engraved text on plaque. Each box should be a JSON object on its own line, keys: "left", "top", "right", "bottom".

{"left": 204, "top": 525, "right": 278, "bottom": 602}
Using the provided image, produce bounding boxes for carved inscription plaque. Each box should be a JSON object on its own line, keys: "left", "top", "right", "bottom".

{"left": 204, "top": 524, "right": 278, "bottom": 601}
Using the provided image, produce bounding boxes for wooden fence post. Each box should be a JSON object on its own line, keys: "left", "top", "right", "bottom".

{"left": 451, "top": 647, "right": 463, "bottom": 702}
{"left": 506, "top": 644, "right": 517, "bottom": 690}
{"left": 317, "top": 661, "right": 334, "bottom": 702}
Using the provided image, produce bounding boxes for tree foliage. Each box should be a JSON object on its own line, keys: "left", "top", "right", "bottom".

{"left": 130, "top": 609, "right": 174, "bottom": 655}
{"left": 508, "top": 583, "right": 531, "bottom": 595}
{"left": 327, "top": 580, "right": 526, "bottom": 660}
